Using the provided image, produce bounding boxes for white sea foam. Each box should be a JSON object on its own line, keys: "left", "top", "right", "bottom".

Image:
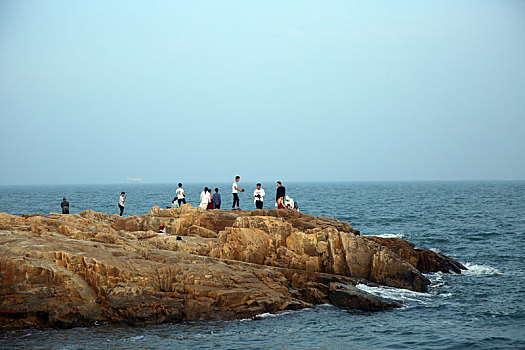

{"left": 250, "top": 309, "right": 297, "bottom": 320}
{"left": 255, "top": 312, "right": 279, "bottom": 319}
{"left": 463, "top": 263, "right": 501, "bottom": 276}
{"left": 427, "top": 272, "right": 446, "bottom": 289}
{"left": 318, "top": 303, "right": 334, "bottom": 308}
{"left": 128, "top": 335, "right": 145, "bottom": 342}
{"left": 439, "top": 292, "right": 453, "bottom": 298}
{"left": 355, "top": 283, "right": 430, "bottom": 305}
{"left": 363, "top": 233, "right": 406, "bottom": 239}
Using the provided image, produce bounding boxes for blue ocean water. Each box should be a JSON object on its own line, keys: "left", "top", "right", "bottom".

{"left": 1, "top": 181, "right": 524, "bottom": 349}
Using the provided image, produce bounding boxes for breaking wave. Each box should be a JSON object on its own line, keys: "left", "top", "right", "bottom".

{"left": 463, "top": 263, "right": 502, "bottom": 276}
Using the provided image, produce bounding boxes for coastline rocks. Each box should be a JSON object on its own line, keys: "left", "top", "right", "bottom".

{"left": 366, "top": 236, "right": 466, "bottom": 274}
{"left": 0, "top": 207, "right": 465, "bottom": 329}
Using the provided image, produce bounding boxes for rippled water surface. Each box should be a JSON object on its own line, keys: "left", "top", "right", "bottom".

{"left": 1, "top": 181, "right": 524, "bottom": 349}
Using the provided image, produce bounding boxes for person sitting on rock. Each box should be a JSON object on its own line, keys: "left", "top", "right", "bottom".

{"left": 285, "top": 196, "right": 299, "bottom": 211}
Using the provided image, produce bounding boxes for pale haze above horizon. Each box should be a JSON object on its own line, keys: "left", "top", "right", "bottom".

{"left": 1, "top": 1, "right": 524, "bottom": 185}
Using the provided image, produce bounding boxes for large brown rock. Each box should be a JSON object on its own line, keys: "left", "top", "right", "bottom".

{"left": 0, "top": 207, "right": 465, "bottom": 329}
{"left": 366, "top": 236, "right": 466, "bottom": 274}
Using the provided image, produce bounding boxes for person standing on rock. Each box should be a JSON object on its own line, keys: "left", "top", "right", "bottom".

{"left": 276, "top": 181, "right": 286, "bottom": 209}
{"left": 206, "top": 188, "right": 214, "bottom": 210}
{"left": 118, "top": 192, "right": 126, "bottom": 216}
{"left": 61, "top": 198, "right": 70, "bottom": 214}
{"left": 200, "top": 187, "right": 209, "bottom": 209}
{"left": 176, "top": 183, "right": 186, "bottom": 206}
{"left": 212, "top": 188, "right": 221, "bottom": 209}
{"left": 232, "top": 175, "right": 244, "bottom": 210}
{"left": 253, "top": 183, "right": 265, "bottom": 210}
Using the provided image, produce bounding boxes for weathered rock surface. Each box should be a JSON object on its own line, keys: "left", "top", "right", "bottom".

{"left": 0, "top": 206, "right": 465, "bottom": 329}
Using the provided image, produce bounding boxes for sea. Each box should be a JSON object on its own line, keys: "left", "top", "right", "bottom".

{"left": 0, "top": 181, "right": 524, "bottom": 349}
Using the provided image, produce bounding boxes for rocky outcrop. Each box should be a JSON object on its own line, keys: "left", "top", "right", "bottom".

{"left": 0, "top": 206, "right": 465, "bottom": 329}
{"left": 365, "top": 236, "right": 466, "bottom": 274}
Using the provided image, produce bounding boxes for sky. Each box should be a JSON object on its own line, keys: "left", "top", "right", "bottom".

{"left": 1, "top": 1, "right": 524, "bottom": 185}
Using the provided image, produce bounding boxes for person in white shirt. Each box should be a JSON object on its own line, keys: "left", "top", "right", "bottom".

{"left": 232, "top": 175, "right": 244, "bottom": 210}
{"left": 253, "top": 183, "right": 265, "bottom": 210}
{"left": 200, "top": 187, "right": 209, "bottom": 209}
{"left": 176, "top": 183, "right": 186, "bottom": 206}
{"left": 118, "top": 192, "right": 126, "bottom": 216}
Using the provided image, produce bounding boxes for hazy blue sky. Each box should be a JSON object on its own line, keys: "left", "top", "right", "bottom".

{"left": 1, "top": 1, "right": 524, "bottom": 185}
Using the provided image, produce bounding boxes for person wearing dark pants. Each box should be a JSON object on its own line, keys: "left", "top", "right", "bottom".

{"left": 232, "top": 175, "right": 244, "bottom": 210}
{"left": 61, "top": 198, "right": 70, "bottom": 214}
{"left": 232, "top": 193, "right": 239, "bottom": 209}
{"left": 213, "top": 188, "right": 221, "bottom": 209}
{"left": 253, "top": 183, "right": 265, "bottom": 210}
{"left": 119, "top": 192, "right": 126, "bottom": 216}
{"left": 176, "top": 183, "right": 186, "bottom": 206}
{"left": 276, "top": 181, "right": 286, "bottom": 209}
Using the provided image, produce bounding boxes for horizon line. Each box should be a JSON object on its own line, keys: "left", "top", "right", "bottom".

{"left": 1, "top": 179, "right": 524, "bottom": 186}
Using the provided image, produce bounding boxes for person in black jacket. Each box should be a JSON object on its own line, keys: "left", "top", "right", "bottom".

{"left": 61, "top": 198, "right": 70, "bottom": 214}
{"left": 276, "top": 181, "right": 286, "bottom": 209}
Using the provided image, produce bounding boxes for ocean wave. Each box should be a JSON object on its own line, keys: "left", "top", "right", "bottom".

{"left": 425, "top": 273, "right": 459, "bottom": 298}
{"left": 427, "top": 272, "right": 446, "bottom": 288}
{"left": 317, "top": 303, "right": 334, "bottom": 308}
{"left": 250, "top": 309, "right": 301, "bottom": 321}
{"left": 463, "top": 263, "right": 502, "bottom": 275}
{"left": 128, "top": 335, "right": 145, "bottom": 342}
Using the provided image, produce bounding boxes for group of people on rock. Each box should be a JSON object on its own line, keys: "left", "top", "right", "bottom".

{"left": 61, "top": 193, "right": 128, "bottom": 216}
{"left": 60, "top": 177, "right": 297, "bottom": 217}
{"left": 197, "top": 187, "right": 220, "bottom": 210}
{"left": 171, "top": 176, "right": 298, "bottom": 211}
